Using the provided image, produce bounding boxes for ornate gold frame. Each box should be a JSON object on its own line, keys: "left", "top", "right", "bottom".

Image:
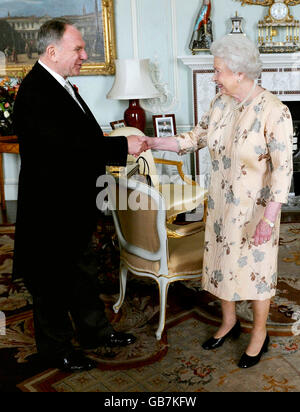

{"left": 81, "top": 0, "right": 116, "bottom": 76}
{"left": 2, "top": 0, "right": 116, "bottom": 77}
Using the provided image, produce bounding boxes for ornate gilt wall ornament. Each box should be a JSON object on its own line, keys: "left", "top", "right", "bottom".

{"left": 236, "top": 1, "right": 300, "bottom": 5}
{"left": 235, "top": 0, "right": 300, "bottom": 52}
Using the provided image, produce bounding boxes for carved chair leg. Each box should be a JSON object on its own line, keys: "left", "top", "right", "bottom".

{"left": 156, "top": 277, "right": 170, "bottom": 340}
{"left": 113, "top": 263, "right": 127, "bottom": 313}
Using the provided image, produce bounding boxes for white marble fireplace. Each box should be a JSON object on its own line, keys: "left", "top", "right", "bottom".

{"left": 179, "top": 53, "right": 300, "bottom": 187}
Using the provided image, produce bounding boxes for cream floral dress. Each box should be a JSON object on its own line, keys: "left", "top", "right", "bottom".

{"left": 176, "top": 90, "right": 293, "bottom": 301}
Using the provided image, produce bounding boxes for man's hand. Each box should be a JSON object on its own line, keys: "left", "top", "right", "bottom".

{"left": 127, "top": 135, "right": 148, "bottom": 157}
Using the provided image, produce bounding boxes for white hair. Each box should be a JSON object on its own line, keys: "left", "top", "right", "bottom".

{"left": 210, "top": 34, "right": 262, "bottom": 80}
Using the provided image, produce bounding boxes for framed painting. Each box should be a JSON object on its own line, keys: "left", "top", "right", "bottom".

{"left": 0, "top": 0, "right": 116, "bottom": 77}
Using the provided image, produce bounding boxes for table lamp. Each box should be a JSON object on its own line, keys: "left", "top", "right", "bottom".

{"left": 107, "top": 59, "right": 160, "bottom": 132}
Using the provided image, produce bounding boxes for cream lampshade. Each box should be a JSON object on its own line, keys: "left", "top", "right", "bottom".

{"left": 107, "top": 59, "right": 160, "bottom": 132}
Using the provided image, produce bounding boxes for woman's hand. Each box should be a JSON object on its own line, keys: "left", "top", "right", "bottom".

{"left": 252, "top": 201, "right": 281, "bottom": 246}
{"left": 252, "top": 219, "right": 273, "bottom": 246}
{"left": 144, "top": 136, "right": 180, "bottom": 152}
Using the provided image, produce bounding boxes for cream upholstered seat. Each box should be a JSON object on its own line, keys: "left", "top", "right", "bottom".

{"left": 109, "top": 126, "right": 207, "bottom": 225}
{"left": 108, "top": 176, "right": 205, "bottom": 340}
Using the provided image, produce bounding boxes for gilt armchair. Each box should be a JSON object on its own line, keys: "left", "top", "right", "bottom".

{"left": 108, "top": 176, "right": 205, "bottom": 340}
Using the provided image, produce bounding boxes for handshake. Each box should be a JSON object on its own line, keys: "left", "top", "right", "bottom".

{"left": 127, "top": 135, "right": 154, "bottom": 157}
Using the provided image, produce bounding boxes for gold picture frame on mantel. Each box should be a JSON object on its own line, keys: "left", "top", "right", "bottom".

{"left": 0, "top": 0, "right": 116, "bottom": 77}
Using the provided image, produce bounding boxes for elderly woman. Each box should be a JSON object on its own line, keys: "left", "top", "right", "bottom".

{"left": 142, "top": 35, "right": 293, "bottom": 368}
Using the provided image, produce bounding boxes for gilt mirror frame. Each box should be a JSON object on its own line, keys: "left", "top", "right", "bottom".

{"left": 0, "top": 0, "right": 116, "bottom": 77}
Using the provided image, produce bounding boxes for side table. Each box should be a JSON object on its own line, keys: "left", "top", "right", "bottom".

{"left": 0, "top": 135, "right": 19, "bottom": 210}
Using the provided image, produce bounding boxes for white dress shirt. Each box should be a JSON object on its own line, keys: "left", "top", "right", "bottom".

{"left": 38, "top": 60, "right": 85, "bottom": 112}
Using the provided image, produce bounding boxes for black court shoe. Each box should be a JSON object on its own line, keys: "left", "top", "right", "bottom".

{"left": 202, "top": 320, "right": 241, "bottom": 350}
{"left": 238, "top": 334, "right": 269, "bottom": 369}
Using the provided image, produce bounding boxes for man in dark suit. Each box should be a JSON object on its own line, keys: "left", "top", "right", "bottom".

{"left": 13, "top": 19, "right": 146, "bottom": 372}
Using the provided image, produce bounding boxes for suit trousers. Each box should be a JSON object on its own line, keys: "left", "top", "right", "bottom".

{"left": 28, "top": 239, "right": 114, "bottom": 357}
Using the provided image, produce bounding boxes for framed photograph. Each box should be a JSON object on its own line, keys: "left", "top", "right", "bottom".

{"left": 0, "top": 0, "right": 116, "bottom": 77}
{"left": 110, "top": 120, "right": 127, "bottom": 130}
{"left": 153, "top": 114, "right": 176, "bottom": 137}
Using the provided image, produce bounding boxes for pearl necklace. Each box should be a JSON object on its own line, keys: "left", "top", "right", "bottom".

{"left": 232, "top": 80, "right": 257, "bottom": 112}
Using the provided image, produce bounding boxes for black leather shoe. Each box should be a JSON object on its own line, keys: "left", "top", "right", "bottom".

{"left": 80, "top": 331, "right": 137, "bottom": 350}
{"left": 104, "top": 331, "right": 136, "bottom": 348}
{"left": 238, "top": 334, "right": 269, "bottom": 369}
{"left": 55, "top": 350, "right": 97, "bottom": 373}
{"left": 202, "top": 320, "right": 241, "bottom": 350}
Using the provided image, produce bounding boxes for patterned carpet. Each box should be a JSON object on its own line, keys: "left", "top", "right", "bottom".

{"left": 0, "top": 220, "right": 300, "bottom": 392}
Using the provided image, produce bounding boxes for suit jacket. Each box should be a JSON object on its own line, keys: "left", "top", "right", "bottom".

{"left": 12, "top": 62, "right": 128, "bottom": 288}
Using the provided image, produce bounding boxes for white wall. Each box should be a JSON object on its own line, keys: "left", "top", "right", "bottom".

{"left": 4, "top": 0, "right": 300, "bottom": 199}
